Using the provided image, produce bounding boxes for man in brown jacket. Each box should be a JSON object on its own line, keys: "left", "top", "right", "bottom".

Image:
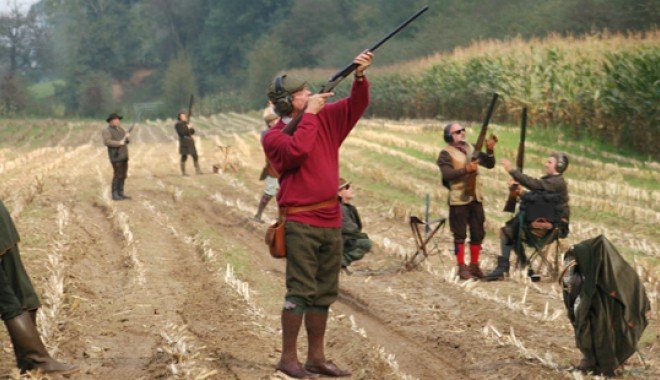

{"left": 437, "top": 122, "right": 497, "bottom": 280}
{"left": 102, "top": 113, "right": 131, "bottom": 201}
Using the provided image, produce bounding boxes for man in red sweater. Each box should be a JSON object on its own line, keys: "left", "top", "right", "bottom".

{"left": 262, "top": 50, "right": 373, "bottom": 378}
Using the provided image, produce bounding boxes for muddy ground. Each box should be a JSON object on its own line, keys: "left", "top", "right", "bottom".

{"left": 0, "top": 114, "right": 657, "bottom": 379}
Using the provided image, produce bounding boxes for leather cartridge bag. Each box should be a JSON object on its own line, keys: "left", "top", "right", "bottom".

{"left": 265, "top": 198, "right": 338, "bottom": 259}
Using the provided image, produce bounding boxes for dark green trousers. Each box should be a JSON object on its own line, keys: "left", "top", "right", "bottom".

{"left": 284, "top": 221, "right": 342, "bottom": 308}
{"left": 0, "top": 245, "right": 40, "bottom": 321}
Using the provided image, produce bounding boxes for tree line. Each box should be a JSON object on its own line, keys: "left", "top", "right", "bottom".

{"left": 0, "top": 0, "right": 657, "bottom": 128}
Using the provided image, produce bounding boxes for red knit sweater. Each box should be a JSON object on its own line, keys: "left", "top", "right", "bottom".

{"left": 262, "top": 79, "right": 370, "bottom": 228}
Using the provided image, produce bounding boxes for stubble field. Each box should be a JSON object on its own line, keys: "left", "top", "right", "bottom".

{"left": 0, "top": 113, "right": 657, "bottom": 379}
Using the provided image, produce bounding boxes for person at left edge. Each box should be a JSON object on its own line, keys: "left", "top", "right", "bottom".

{"left": 0, "top": 199, "right": 78, "bottom": 374}
{"left": 262, "top": 50, "right": 373, "bottom": 378}
{"left": 102, "top": 113, "right": 131, "bottom": 201}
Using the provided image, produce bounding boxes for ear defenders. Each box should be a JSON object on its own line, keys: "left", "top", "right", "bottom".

{"left": 553, "top": 153, "right": 569, "bottom": 173}
{"left": 550, "top": 152, "right": 569, "bottom": 173}
{"left": 273, "top": 75, "right": 294, "bottom": 116}
{"left": 443, "top": 123, "right": 454, "bottom": 143}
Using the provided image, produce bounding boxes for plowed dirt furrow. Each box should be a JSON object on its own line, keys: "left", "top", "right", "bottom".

{"left": 0, "top": 117, "right": 655, "bottom": 379}
{"left": 137, "top": 162, "right": 562, "bottom": 379}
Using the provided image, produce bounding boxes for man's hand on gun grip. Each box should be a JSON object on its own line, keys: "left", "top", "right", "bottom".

{"left": 305, "top": 93, "right": 335, "bottom": 115}
{"left": 465, "top": 160, "right": 479, "bottom": 173}
{"left": 509, "top": 181, "right": 521, "bottom": 196}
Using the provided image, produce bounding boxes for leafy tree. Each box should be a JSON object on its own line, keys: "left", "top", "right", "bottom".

{"left": 197, "top": 0, "right": 293, "bottom": 92}
{"left": 78, "top": 71, "right": 115, "bottom": 117}
{"left": 0, "top": 73, "right": 29, "bottom": 115}
{"left": 144, "top": 0, "right": 206, "bottom": 57}
{"left": 245, "top": 36, "right": 289, "bottom": 108}
{"left": 162, "top": 54, "right": 197, "bottom": 113}
{"left": 42, "top": 0, "right": 160, "bottom": 114}
{"left": 0, "top": 2, "right": 53, "bottom": 79}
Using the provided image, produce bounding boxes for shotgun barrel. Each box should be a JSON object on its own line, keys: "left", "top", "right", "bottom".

{"left": 503, "top": 107, "right": 527, "bottom": 212}
{"left": 281, "top": 6, "right": 429, "bottom": 135}
{"left": 464, "top": 93, "right": 499, "bottom": 197}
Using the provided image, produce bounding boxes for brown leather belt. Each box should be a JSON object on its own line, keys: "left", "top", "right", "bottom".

{"left": 279, "top": 198, "right": 338, "bottom": 219}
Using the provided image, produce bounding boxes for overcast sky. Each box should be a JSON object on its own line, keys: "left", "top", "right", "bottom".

{"left": 0, "top": 0, "right": 39, "bottom": 13}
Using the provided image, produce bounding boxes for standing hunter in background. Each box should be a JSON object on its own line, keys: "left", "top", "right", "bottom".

{"left": 253, "top": 112, "right": 281, "bottom": 223}
{"left": 262, "top": 51, "right": 373, "bottom": 378}
{"left": 175, "top": 112, "right": 201, "bottom": 176}
{"left": 102, "top": 113, "right": 131, "bottom": 201}
{"left": 437, "top": 122, "right": 497, "bottom": 280}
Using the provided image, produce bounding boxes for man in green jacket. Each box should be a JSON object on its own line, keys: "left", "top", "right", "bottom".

{"left": 102, "top": 113, "right": 131, "bottom": 200}
{"left": 338, "top": 178, "right": 372, "bottom": 272}
{"left": 0, "top": 200, "right": 78, "bottom": 374}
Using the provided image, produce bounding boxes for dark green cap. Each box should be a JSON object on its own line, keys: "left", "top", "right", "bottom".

{"left": 267, "top": 74, "right": 307, "bottom": 102}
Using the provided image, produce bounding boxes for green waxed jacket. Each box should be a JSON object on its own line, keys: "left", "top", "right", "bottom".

{"left": 0, "top": 200, "right": 19, "bottom": 255}
{"left": 0, "top": 200, "right": 40, "bottom": 314}
{"left": 571, "top": 235, "right": 650, "bottom": 376}
{"left": 102, "top": 124, "right": 129, "bottom": 162}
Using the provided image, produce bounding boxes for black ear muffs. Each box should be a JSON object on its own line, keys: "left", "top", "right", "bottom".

{"left": 443, "top": 123, "right": 454, "bottom": 143}
{"left": 554, "top": 153, "right": 569, "bottom": 173}
{"left": 274, "top": 75, "right": 293, "bottom": 116}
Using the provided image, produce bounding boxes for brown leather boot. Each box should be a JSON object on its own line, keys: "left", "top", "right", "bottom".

{"left": 277, "top": 310, "right": 318, "bottom": 378}
{"left": 28, "top": 309, "right": 37, "bottom": 327}
{"left": 5, "top": 312, "right": 78, "bottom": 374}
{"left": 469, "top": 262, "right": 484, "bottom": 279}
{"left": 457, "top": 264, "right": 473, "bottom": 280}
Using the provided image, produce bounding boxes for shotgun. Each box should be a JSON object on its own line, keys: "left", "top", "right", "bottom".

{"left": 464, "top": 92, "right": 499, "bottom": 197}
{"left": 115, "top": 110, "right": 142, "bottom": 157}
{"left": 281, "top": 5, "right": 429, "bottom": 135}
{"left": 503, "top": 107, "right": 527, "bottom": 212}
{"left": 127, "top": 110, "right": 143, "bottom": 134}
{"left": 186, "top": 94, "right": 194, "bottom": 136}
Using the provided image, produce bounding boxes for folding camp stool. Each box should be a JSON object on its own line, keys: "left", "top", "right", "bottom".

{"left": 518, "top": 219, "right": 566, "bottom": 281}
{"left": 404, "top": 216, "right": 446, "bottom": 271}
